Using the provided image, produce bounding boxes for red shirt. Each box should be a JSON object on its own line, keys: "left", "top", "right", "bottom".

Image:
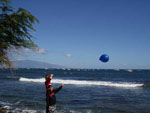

{"left": 45, "top": 78, "right": 51, "bottom": 90}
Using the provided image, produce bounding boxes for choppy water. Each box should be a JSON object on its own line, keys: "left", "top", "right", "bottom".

{"left": 0, "top": 69, "right": 150, "bottom": 113}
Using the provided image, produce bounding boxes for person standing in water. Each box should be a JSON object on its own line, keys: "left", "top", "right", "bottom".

{"left": 46, "top": 84, "right": 63, "bottom": 113}
{"left": 45, "top": 74, "right": 54, "bottom": 113}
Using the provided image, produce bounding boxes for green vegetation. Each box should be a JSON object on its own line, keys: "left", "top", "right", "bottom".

{"left": 0, "top": 0, "right": 39, "bottom": 67}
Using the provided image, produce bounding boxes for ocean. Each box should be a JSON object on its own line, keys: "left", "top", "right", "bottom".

{"left": 0, "top": 69, "right": 150, "bottom": 113}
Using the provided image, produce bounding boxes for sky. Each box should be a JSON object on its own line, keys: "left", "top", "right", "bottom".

{"left": 11, "top": 0, "right": 150, "bottom": 69}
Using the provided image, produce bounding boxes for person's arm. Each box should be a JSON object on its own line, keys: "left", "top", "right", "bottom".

{"left": 53, "top": 84, "right": 63, "bottom": 94}
{"left": 49, "top": 74, "right": 53, "bottom": 80}
{"left": 46, "top": 91, "right": 50, "bottom": 106}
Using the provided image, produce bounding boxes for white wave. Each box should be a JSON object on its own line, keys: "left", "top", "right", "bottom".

{"left": 19, "top": 77, "right": 143, "bottom": 88}
{"left": 9, "top": 108, "right": 38, "bottom": 113}
{"left": 3, "top": 105, "right": 11, "bottom": 109}
{"left": 0, "top": 101, "right": 39, "bottom": 113}
{"left": 21, "top": 109, "right": 37, "bottom": 113}
{"left": 20, "top": 77, "right": 45, "bottom": 83}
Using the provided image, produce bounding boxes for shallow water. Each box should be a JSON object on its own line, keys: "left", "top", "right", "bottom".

{"left": 0, "top": 69, "right": 150, "bottom": 113}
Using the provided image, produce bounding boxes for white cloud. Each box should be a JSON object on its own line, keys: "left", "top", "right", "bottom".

{"left": 66, "top": 53, "right": 71, "bottom": 57}
{"left": 31, "top": 47, "right": 46, "bottom": 54}
{"left": 18, "top": 47, "right": 46, "bottom": 54}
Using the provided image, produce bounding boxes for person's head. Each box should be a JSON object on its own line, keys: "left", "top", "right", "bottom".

{"left": 48, "top": 85, "right": 53, "bottom": 91}
{"left": 45, "top": 74, "right": 49, "bottom": 80}
{"left": 45, "top": 74, "right": 53, "bottom": 80}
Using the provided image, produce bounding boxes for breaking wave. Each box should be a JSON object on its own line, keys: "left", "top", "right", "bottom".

{"left": 19, "top": 77, "right": 143, "bottom": 88}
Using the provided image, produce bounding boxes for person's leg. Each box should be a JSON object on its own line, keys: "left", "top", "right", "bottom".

{"left": 46, "top": 105, "right": 49, "bottom": 113}
{"left": 53, "top": 105, "right": 56, "bottom": 113}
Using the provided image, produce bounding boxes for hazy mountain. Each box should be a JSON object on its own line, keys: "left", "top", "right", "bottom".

{"left": 12, "top": 60, "right": 64, "bottom": 69}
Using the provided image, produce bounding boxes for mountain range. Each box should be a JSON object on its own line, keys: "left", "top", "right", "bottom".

{"left": 11, "top": 60, "right": 64, "bottom": 69}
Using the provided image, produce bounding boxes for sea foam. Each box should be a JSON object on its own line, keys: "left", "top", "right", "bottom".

{"left": 19, "top": 77, "right": 143, "bottom": 88}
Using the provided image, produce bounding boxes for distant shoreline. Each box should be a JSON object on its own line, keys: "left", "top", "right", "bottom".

{"left": 0, "top": 68, "right": 150, "bottom": 70}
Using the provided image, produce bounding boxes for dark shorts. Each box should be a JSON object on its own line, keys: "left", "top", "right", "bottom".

{"left": 48, "top": 105, "right": 56, "bottom": 113}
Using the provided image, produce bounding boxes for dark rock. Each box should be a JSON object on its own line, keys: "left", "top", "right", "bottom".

{"left": 0, "top": 108, "right": 6, "bottom": 113}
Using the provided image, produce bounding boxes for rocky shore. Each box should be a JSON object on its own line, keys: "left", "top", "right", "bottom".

{"left": 0, "top": 105, "right": 12, "bottom": 113}
{"left": 0, "top": 106, "right": 6, "bottom": 113}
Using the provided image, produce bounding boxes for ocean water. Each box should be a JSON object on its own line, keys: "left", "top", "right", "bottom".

{"left": 0, "top": 69, "right": 150, "bottom": 113}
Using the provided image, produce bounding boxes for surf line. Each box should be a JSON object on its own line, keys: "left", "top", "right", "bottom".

{"left": 19, "top": 77, "right": 143, "bottom": 88}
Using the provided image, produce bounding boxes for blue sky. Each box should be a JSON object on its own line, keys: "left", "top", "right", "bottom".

{"left": 12, "top": 0, "right": 150, "bottom": 69}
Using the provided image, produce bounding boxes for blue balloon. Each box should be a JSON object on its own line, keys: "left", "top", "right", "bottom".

{"left": 99, "top": 54, "right": 109, "bottom": 62}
